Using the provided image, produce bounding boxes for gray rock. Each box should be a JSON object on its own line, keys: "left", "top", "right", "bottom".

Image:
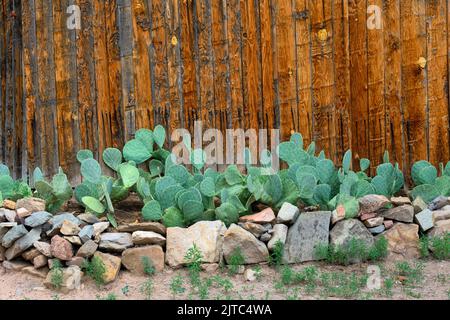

{"left": 2, "top": 225, "right": 28, "bottom": 248}
{"left": 47, "top": 213, "right": 81, "bottom": 236}
{"left": 223, "top": 224, "right": 269, "bottom": 265}
{"left": 381, "top": 205, "right": 414, "bottom": 223}
{"left": 16, "top": 197, "right": 46, "bottom": 213}
{"left": 0, "top": 209, "right": 5, "bottom": 222}
{"left": 412, "top": 197, "right": 427, "bottom": 214}
{"left": 368, "top": 225, "right": 386, "bottom": 235}
{"left": 25, "top": 211, "right": 53, "bottom": 228}
{"left": 5, "top": 227, "right": 42, "bottom": 260}
{"left": 283, "top": 211, "right": 331, "bottom": 263}
{"left": 0, "top": 223, "right": 16, "bottom": 243}
{"left": 267, "top": 224, "right": 288, "bottom": 251}
{"left": 330, "top": 219, "right": 374, "bottom": 248}
{"left": 76, "top": 213, "right": 100, "bottom": 224}
{"left": 276, "top": 203, "right": 300, "bottom": 225}
{"left": 78, "top": 225, "right": 94, "bottom": 243}
{"left": 0, "top": 222, "right": 17, "bottom": 228}
{"left": 415, "top": 209, "right": 434, "bottom": 232}
{"left": 428, "top": 196, "right": 448, "bottom": 211}
{"left": 99, "top": 233, "right": 133, "bottom": 252}
{"left": 259, "top": 233, "right": 272, "bottom": 243}
{"left": 76, "top": 240, "right": 98, "bottom": 258}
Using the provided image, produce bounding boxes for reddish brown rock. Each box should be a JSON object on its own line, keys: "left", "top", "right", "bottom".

{"left": 383, "top": 220, "right": 394, "bottom": 230}
{"left": 239, "top": 208, "right": 276, "bottom": 224}
{"left": 360, "top": 213, "right": 378, "bottom": 221}
{"left": 50, "top": 235, "right": 73, "bottom": 261}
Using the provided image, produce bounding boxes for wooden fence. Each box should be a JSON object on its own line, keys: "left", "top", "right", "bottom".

{"left": 1, "top": 0, "right": 450, "bottom": 184}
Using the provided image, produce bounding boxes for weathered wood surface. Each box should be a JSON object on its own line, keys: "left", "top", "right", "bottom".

{"left": 2, "top": 0, "right": 450, "bottom": 182}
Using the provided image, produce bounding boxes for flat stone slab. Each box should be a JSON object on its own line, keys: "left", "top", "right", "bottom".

{"left": 415, "top": 209, "right": 434, "bottom": 232}
{"left": 5, "top": 227, "right": 42, "bottom": 260}
{"left": 381, "top": 205, "right": 414, "bottom": 223}
{"left": 24, "top": 211, "right": 53, "bottom": 228}
{"left": 284, "top": 211, "right": 331, "bottom": 263}
{"left": 117, "top": 222, "right": 166, "bottom": 235}
{"left": 2, "top": 225, "right": 28, "bottom": 248}
{"left": 99, "top": 233, "right": 133, "bottom": 252}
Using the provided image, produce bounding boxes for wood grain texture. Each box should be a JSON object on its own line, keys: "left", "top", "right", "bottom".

{"left": 3, "top": 0, "right": 450, "bottom": 183}
{"left": 401, "top": 0, "right": 428, "bottom": 172}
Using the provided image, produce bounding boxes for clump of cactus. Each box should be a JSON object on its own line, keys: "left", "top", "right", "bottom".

{"left": 410, "top": 160, "right": 450, "bottom": 203}
{"left": 33, "top": 167, "right": 72, "bottom": 213}
{"left": 0, "top": 163, "right": 32, "bottom": 204}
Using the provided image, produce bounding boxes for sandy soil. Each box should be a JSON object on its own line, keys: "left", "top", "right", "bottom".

{"left": 0, "top": 259, "right": 448, "bottom": 300}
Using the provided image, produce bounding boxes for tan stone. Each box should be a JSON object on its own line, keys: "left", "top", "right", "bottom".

{"left": 60, "top": 220, "right": 81, "bottom": 236}
{"left": 16, "top": 197, "right": 46, "bottom": 213}
{"left": 22, "top": 248, "right": 41, "bottom": 261}
{"left": 390, "top": 196, "right": 411, "bottom": 206}
{"left": 381, "top": 223, "right": 420, "bottom": 260}
{"left": 239, "top": 208, "right": 276, "bottom": 224}
{"left": 165, "top": 221, "right": 227, "bottom": 268}
{"left": 16, "top": 207, "right": 31, "bottom": 219}
{"left": 359, "top": 195, "right": 390, "bottom": 214}
{"left": 22, "top": 266, "right": 48, "bottom": 279}
{"left": 33, "top": 255, "right": 48, "bottom": 269}
{"left": 433, "top": 210, "right": 450, "bottom": 224}
{"left": 93, "top": 252, "right": 121, "bottom": 284}
{"left": 117, "top": 222, "right": 166, "bottom": 235}
{"left": 223, "top": 224, "right": 269, "bottom": 264}
{"left": 64, "top": 236, "right": 82, "bottom": 246}
{"left": 363, "top": 217, "right": 384, "bottom": 228}
{"left": 121, "top": 245, "right": 164, "bottom": 274}
{"left": 131, "top": 231, "right": 166, "bottom": 246}
{"left": 428, "top": 219, "right": 450, "bottom": 237}
{"left": 2, "top": 200, "right": 16, "bottom": 210}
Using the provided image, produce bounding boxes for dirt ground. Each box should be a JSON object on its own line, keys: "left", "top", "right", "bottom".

{"left": 0, "top": 259, "right": 448, "bottom": 300}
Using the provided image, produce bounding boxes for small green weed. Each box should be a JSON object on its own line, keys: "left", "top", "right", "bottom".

{"left": 82, "top": 256, "right": 106, "bottom": 286}
{"left": 227, "top": 247, "right": 245, "bottom": 275}
{"left": 395, "top": 261, "right": 424, "bottom": 287}
{"left": 315, "top": 237, "right": 388, "bottom": 266}
{"left": 170, "top": 274, "right": 186, "bottom": 297}
{"left": 184, "top": 244, "right": 203, "bottom": 287}
{"left": 140, "top": 279, "right": 154, "bottom": 300}
{"left": 50, "top": 260, "right": 63, "bottom": 290}
{"left": 141, "top": 256, "right": 156, "bottom": 276}
{"left": 268, "top": 240, "right": 284, "bottom": 267}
